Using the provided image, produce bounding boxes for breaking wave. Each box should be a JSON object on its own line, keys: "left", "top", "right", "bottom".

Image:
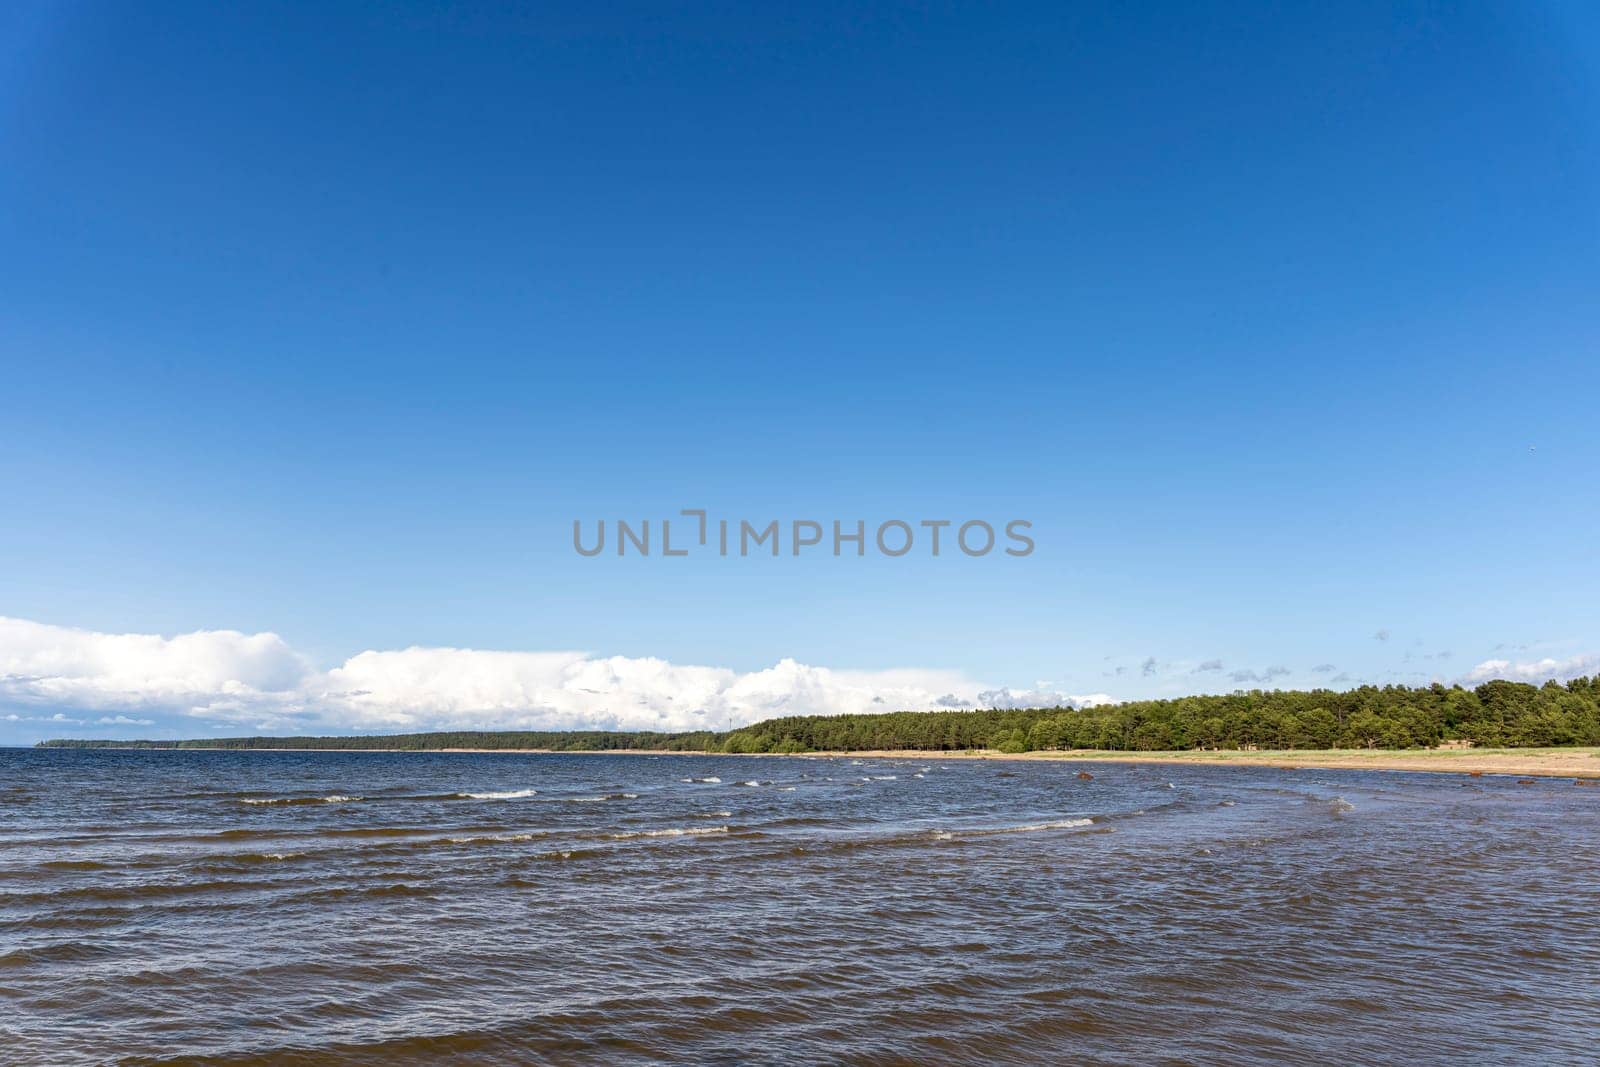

{"left": 608, "top": 826, "right": 730, "bottom": 840}
{"left": 239, "top": 794, "right": 362, "bottom": 806}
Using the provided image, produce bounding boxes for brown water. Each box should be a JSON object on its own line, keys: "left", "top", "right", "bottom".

{"left": 2, "top": 749, "right": 1597, "bottom": 1065}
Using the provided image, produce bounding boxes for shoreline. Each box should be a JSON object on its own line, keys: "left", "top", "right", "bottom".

{"left": 831, "top": 747, "right": 1600, "bottom": 779}
{"left": 54, "top": 745, "right": 1600, "bottom": 779}
{"left": 438, "top": 745, "right": 1600, "bottom": 778}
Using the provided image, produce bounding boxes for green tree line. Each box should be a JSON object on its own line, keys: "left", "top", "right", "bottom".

{"left": 37, "top": 677, "right": 1600, "bottom": 753}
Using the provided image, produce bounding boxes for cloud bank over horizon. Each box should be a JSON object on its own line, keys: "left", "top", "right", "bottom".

{"left": 1464, "top": 653, "right": 1600, "bottom": 685}
{"left": 0, "top": 616, "right": 1113, "bottom": 738}
{"left": 5, "top": 616, "right": 1597, "bottom": 742}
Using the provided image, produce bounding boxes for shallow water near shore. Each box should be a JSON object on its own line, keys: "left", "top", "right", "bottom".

{"left": 2, "top": 748, "right": 1598, "bottom": 1065}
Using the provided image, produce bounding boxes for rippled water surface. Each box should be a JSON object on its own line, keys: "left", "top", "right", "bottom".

{"left": 2, "top": 749, "right": 1598, "bottom": 1064}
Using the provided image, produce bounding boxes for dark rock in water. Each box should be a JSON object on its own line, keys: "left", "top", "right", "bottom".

{"left": 1516, "top": 779, "right": 1537, "bottom": 786}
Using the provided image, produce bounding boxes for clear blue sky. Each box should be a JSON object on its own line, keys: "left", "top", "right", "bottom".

{"left": 2, "top": 2, "right": 1598, "bottom": 739}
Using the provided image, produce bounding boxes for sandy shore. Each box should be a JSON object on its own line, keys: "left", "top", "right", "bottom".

{"left": 820, "top": 747, "right": 1600, "bottom": 779}
{"left": 215, "top": 744, "right": 1600, "bottom": 779}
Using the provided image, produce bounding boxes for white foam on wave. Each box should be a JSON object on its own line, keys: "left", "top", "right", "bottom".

{"left": 464, "top": 788, "right": 539, "bottom": 800}
{"left": 609, "top": 825, "right": 730, "bottom": 840}
{"left": 239, "top": 794, "right": 362, "bottom": 805}
{"left": 980, "top": 817, "right": 1094, "bottom": 836}
{"left": 681, "top": 777, "right": 722, "bottom": 784}
{"left": 926, "top": 817, "right": 1094, "bottom": 841}
{"left": 446, "top": 831, "right": 546, "bottom": 845}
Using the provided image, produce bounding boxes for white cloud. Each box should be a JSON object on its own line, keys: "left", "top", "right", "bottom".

{"left": 977, "top": 687, "right": 1114, "bottom": 710}
{"left": 0, "top": 616, "right": 310, "bottom": 711}
{"left": 1464, "top": 653, "right": 1600, "bottom": 684}
{"left": 0, "top": 615, "right": 1108, "bottom": 735}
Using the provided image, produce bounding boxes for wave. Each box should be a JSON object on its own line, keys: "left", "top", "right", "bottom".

{"left": 988, "top": 817, "right": 1095, "bottom": 834}
{"left": 934, "top": 818, "right": 1096, "bottom": 840}
{"left": 177, "top": 851, "right": 312, "bottom": 875}
{"left": 239, "top": 794, "right": 362, "bottom": 806}
{"left": 681, "top": 777, "right": 722, "bottom": 783}
{"left": 608, "top": 825, "right": 729, "bottom": 840}
{"left": 294, "top": 882, "right": 434, "bottom": 903}
{"left": 445, "top": 831, "right": 548, "bottom": 845}
{"left": 241, "top": 790, "right": 556, "bottom": 806}
{"left": 762, "top": 815, "right": 837, "bottom": 829}
{"left": 13, "top": 877, "right": 281, "bottom": 906}
{"left": 737, "top": 817, "right": 1102, "bottom": 862}
{"left": 39, "top": 859, "right": 114, "bottom": 872}
{"left": 501, "top": 848, "right": 605, "bottom": 869}
{"left": 213, "top": 826, "right": 434, "bottom": 841}
{"left": 0, "top": 942, "right": 117, "bottom": 968}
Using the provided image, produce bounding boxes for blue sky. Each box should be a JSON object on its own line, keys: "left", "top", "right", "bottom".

{"left": 2, "top": 2, "right": 1598, "bottom": 741}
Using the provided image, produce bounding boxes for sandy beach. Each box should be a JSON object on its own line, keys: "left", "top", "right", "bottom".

{"left": 377, "top": 745, "right": 1600, "bottom": 779}
{"left": 821, "top": 746, "right": 1600, "bottom": 779}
